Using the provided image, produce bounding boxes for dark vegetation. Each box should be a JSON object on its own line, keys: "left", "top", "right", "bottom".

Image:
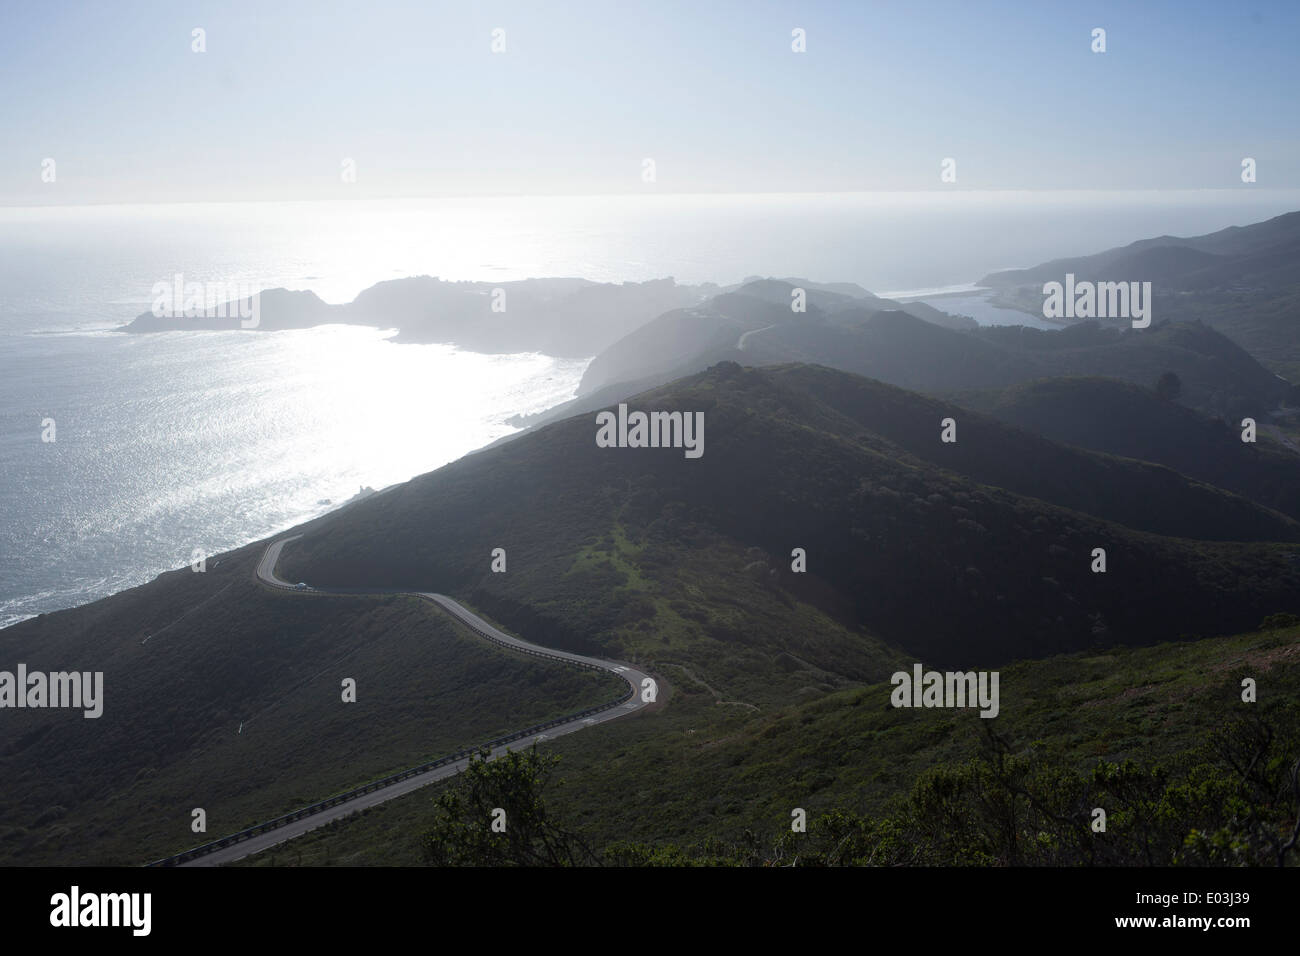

{"left": 957, "top": 375, "right": 1300, "bottom": 522}
{"left": 284, "top": 362, "right": 1300, "bottom": 668}
{"left": 242, "top": 623, "right": 1300, "bottom": 866}
{"left": 605, "top": 703, "right": 1300, "bottom": 866}
{"left": 420, "top": 748, "right": 600, "bottom": 866}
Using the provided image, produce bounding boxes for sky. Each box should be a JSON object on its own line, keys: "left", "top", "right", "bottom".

{"left": 1, "top": 0, "right": 1297, "bottom": 204}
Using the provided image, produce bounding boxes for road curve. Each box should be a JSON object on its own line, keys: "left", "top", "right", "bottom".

{"left": 736, "top": 324, "right": 777, "bottom": 351}
{"left": 163, "top": 535, "right": 652, "bottom": 867}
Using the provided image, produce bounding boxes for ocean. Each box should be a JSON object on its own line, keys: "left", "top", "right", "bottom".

{"left": 3, "top": 189, "right": 1298, "bottom": 627}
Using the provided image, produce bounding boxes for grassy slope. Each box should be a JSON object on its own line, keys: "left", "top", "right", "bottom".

{"left": 0, "top": 543, "right": 623, "bottom": 865}
{"left": 236, "top": 622, "right": 1300, "bottom": 865}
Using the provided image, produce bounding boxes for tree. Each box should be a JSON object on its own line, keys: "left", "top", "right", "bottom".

{"left": 1155, "top": 371, "right": 1182, "bottom": 401}
{"left": 420, "top": 747, "right": 598, "bottom": 866}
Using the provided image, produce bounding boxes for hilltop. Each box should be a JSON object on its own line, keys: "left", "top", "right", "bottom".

{"left": 282, "top": 362, "right": 1300, "bottom": 667}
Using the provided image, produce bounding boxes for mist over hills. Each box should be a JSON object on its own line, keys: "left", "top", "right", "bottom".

{"left": 123, "top": 276, "right": 717, "bottom": 357}
{"left": 977, "top": 210, "right": 1300, "bottom": 380}
{"left": 123, "top": 212, "right": 1299, "bottom": 430}
{"left": 979, "top": 210, "right": 1300, "bottom": 291}
{"left": 572, "top": 292, "right": 1290, "bottom": 425}
{"left": 561, "top": 213, "right": 1299, "bottom": 428}
{"left": 577, "top": 283, "right": 973, "bottom": 395}
{"left": 122, "top": 273, "right": 972, "bottom": 363}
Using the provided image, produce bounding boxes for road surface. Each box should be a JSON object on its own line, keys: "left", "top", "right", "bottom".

{"left": 737, "top": 324, "right": 776, "bottom": 351}
{"left": 164, "top": 535, "right": 652, "bottom": 866}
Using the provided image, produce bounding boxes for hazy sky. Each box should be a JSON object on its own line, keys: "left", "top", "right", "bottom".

{"left": 2, "top": 0, "right": 1297, "bottom": 204}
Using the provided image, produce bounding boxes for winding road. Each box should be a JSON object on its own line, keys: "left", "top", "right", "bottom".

{"left": 736, "top": 323, "right": 776, "bottom": 351}
{"left": 162, "top": 535, "right": 653, "bottom": 867}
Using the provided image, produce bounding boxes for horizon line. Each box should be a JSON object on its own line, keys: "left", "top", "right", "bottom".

{"left": 4, "top": 186, "right": 1300, "bottom": 213}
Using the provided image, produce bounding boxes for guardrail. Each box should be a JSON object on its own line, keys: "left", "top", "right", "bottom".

{"left": 145, "top": 590, "right": 638, "bottom": 867}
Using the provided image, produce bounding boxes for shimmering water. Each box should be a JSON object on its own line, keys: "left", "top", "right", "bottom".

{"left": 0, "top": 326, "right": 584, "bottom": 627}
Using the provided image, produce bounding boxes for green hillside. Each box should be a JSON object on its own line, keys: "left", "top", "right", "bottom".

{"left": 239, "top": 621, "right": 1300, "bottom": 866}
{"left": 0, "top": 540, "right": 623, "bottom": 865}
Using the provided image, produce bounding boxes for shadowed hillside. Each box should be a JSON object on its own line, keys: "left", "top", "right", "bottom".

{"left": 958, "top": 376, "right": 1300, "bottom": 521}
{"left": 579, "top": 287, "right": 1290, "bottom": 423}
{"left": 282, "top": 362, "right": 1300, "bottom": 667}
